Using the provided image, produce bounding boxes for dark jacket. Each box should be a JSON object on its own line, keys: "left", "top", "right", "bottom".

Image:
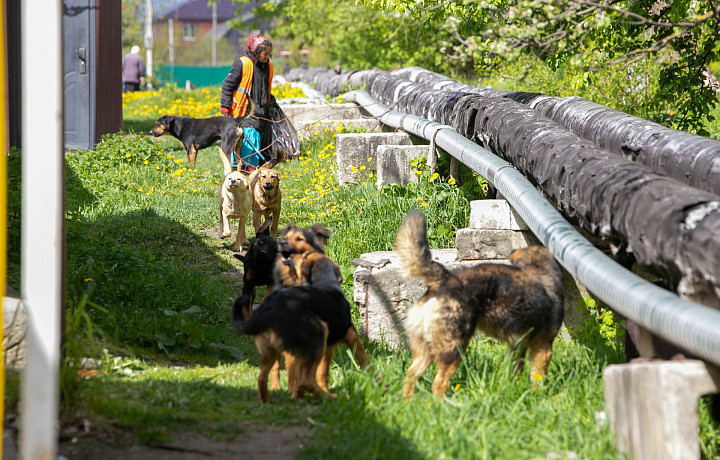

{"left": 122, "top": 52, "right": 144, "bottom": 84}
{"left": 220, "top": 51, "right": 274, "bottom": 133}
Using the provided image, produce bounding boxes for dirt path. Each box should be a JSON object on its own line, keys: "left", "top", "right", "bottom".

{"left": 5, "top": 424, "right": 308, "bottom": 460}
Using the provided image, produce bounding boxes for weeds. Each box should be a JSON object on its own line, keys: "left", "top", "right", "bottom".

{"left": 5, "top": 90, "right": 718, "bottom": 458}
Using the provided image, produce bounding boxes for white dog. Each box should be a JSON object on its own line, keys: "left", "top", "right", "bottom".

{"left": 218, "top": 171, "right": 252, "bottom": 251}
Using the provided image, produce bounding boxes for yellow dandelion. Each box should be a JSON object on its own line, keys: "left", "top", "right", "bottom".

{"left": 454, "top": 384, "right": 460, "bottom": 392}
{"left": 533, "top": 374, "right": 543, "bottom": 382}
{"left": 125, "top": 153, "right": 132, "bottom": 158}
{"left": 429, "top": 172, "right": 440, "bottom": 182}
{"left": 448, "top": 177, "right": 456, "bottom": 185}
{"left": 143, "top": 160, "right": 149, "bottom": 165}
{"left": 84, "top": 278, "right": 93, "bottom": 282}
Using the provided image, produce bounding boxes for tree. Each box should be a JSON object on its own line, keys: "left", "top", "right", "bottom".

{"left": 121, "top": 0, "right": 144, "bottom": 53}
{"left": 360, "top": 0, "right": 720, "bottom": 134}
{"left": 228, "top": 0, "right": 466, "bottom": 75}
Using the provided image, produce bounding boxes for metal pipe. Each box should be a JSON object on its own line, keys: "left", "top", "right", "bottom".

{"left": 345, "top": 90, "right": 720, "bottom": 367}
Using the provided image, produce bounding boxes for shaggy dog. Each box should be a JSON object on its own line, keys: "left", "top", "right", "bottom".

{"left": 395, "top": 211, "right": 564, "bottom": 398}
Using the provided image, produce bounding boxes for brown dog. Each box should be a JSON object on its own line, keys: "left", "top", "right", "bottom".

{"left": 272, "top": 224, "right": 371, "bottom": 395}
{"left": 218, "top": 170, "right": 252, "bottom": 251}
{"left": 248, "top": 166, "right": 281, "bottom": 237}
{"left": 395, "top": 211, "right": 564, "bottom": 399}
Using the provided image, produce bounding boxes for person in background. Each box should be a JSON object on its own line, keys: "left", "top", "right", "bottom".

{"left": 220, "top": 33, "right": 276, "bottom": 173}
{"left": 122, "top": 45, "right": 145, "bottom": 92}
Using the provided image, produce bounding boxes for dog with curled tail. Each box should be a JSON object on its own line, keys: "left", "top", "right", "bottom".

{"left": 395, "top": 211, "right": 564, "bottom": 399}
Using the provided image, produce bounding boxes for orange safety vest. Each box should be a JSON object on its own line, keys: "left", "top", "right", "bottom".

{"left": 231, "top": 56, "right": 273, "bottom": 117}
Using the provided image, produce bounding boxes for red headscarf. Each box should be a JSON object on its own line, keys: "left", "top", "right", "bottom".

{"left": 247, "top": 33, "right": 267, "bottom": 54}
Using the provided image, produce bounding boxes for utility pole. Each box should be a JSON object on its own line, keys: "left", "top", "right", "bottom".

{"left": 212, "top": 2, "right": 217, "bottom": 66}
{"left": 144, "top": 0, "right": 154, "bottom": 87}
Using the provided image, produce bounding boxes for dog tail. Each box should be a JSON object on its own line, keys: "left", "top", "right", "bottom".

{"left": 394, "top": 211, "right": 451, "bottom": 290}
{"left": 232, "top": 295, "right": 253, "bottom": 333}
{"left": 240, "top": 98, "right": 255, "bottom": 123}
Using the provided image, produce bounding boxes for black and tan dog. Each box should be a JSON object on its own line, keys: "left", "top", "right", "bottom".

{"left": 395, "top": 211, "right": 564, "bottom": 399}
{"left": 271, "top": 224, "right": 370, "bottom": 394}
{"left": 274, "top": 224, "right": 340, "bottom": 288}
{"left": 232, "top": 217, "right": 277, "bottom": 315}
{"left": 149, "top": 99, "right": 254, "bottom": 167}
{"left": 233, "top": 279, "right": 353, "bottom": 403}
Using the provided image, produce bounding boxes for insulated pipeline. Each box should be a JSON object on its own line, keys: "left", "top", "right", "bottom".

{"left": 345, "top": 90, "right": 720, "bottom": 367}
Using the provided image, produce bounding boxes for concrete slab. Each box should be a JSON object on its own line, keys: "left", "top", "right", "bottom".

{"left": 455, "top": 228, "right": 539, "bottom": 260}
{"left": 469, "top": 199, "right": 528, "bottom": 230}
{"left": 336, "top": 132, "right": 422, "bottom": 185}
{"left": 376, "top": 145, "right": 430, "bottom": 188}
{"left": 4, "top": 291, "right": 26, "bottom": 372}
{"left": 604, "top": 360, "right": 720, "bottom": 460}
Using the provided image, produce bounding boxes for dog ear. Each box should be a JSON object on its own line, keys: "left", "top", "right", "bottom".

{"left": 310, "top": 225, "right": 331, "bottom": 247}
{"left": 257, "top": 216, "right": 273, "bottom": 235}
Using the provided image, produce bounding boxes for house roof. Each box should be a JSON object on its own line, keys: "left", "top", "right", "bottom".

{"left": 163, "top": 0, "right": 259, "bottom": 22}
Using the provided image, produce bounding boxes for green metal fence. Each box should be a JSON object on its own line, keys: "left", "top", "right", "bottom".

{"left": 154, "top": 65, "right": 232, "bottom": 88}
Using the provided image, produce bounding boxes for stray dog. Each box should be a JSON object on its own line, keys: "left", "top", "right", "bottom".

{"left": 271, "top": 224, "right": 371, "bottom": 394}
{"left": 274, "top": 224, "right": 340, "bottom": 287}
{"left": 233, "top": 217, "right": 278, "bottom": 312}
{"left": 218, "top": 170, "right": 252, "bottom": 251}
{"left": 233, "top": 283, "right": 353, "bottom": 403}
{"left": 248, "top": 166, "right": 282, "bottom": 237}
{"left": 149, "top": 99, "right": 254, "bottom": 167}
{"left": 395, "top": 211, "right": 564, "bottom": 398}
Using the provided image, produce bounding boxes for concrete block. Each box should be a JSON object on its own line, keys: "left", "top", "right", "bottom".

{"left": 604, "top": 360, "right": 720, "bottom": 460}
{"left": 336, "top": 132, "right": 422, "bottom": 185}
{"left": 279, "top": 102, "right": 368, "bottom": 124}
{"left": 297, "top": 119, "right": 383, "bottom": 141}
{"left": 455, "top": 228, "right": 539, "bottom": 260}
{"left": 353, "top": 249, "right": 496, "bottom": 349}
{"left": 376, "top": 145, "right": 430, "bottom": 188}
{"left": 469, "top": 199, "right": 528, "bottom": 230}
{"left": 4, "top": 291, "right": 26, "bottom": 372}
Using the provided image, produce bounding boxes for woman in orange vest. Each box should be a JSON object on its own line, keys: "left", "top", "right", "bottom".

{"left": 220, "top": 33, "right": 275, "bottom": 173}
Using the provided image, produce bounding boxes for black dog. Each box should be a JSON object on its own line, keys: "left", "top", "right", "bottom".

{"left": 232, "top": 216, "right": 277, "bottom": 318}
{"left": 149, "top": 99, "right": 254, "bottom": 167}
{"left": 234, "top": 280, "right": 353, "bottom": 403}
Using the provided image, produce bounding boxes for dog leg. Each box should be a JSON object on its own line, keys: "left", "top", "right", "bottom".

{"left": 402, "top": 348, "right": 434, "bottom": 398}
{"left": 316, "top": 345, "right": 337, "bottom": 394}
{"left": 269, "top": 359, "right": 282, "bottom": 391}
{"left": 270, "top": 209, "right": 280, "bottom": 237}
{"left": 257, "top": 347, "right": 281, "bottom": 404}
{"left": 284, "top": 352, "right": 296, "bottom": 393}
{"left": 252, "top": 210, "right": 263, "bottom": 235}
{"left": 342, "top": 327, "right": 371, "bottom": 368}
{"left": 220, "top": 211, "right": 232, "bottom": 238}
{"left": 188, "top": 145, "right": 198, "bottom": 166}
{"left": 234, "top": 211, "right": 251, "bottom": 251}
{"left": 527, "top": 337, "right": 554, "bottom": 382}
{"left": 432, "top": 350, "right": 462, "bottom": 399}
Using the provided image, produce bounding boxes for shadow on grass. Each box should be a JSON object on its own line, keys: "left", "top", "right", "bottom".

{"left": 123, "top": 118, "right": 156, "bottom": 136}
{"left": 60, "top": 362, "right": 425, "bottom": 460}
{"left": 64, "top": 157, "right": 244, "bottom": 361}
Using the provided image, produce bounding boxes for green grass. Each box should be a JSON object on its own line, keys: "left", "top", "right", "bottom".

{"left": 5, "top": 104, "right": 720, "bottom": 459}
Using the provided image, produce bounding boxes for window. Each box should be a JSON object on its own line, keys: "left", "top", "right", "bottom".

{"left": 182, "top": 23, "right": 197, "bottom": 41}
